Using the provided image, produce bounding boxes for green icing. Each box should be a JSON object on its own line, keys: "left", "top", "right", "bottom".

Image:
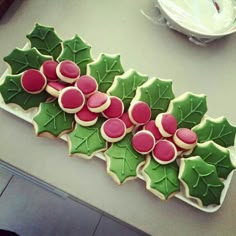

{"left": 33, "top": 100, "right": 74, "bottom": 137}
{"left": 180, "top": 156, "right": 224, "bottom": 206}
{"left": 0, "top": 74, "right": 49, "bottom": 110}
{"left": 105, "top": 133, "right": 144, "bottom": 184}
{"left": 87, "top": 54, "right": 124, "bottom": 93}
{"left": 57, "top": 34, "right": 93, "bottom": 75}
{"left": 168, "top": 92, "right": 207, "bottom": 129}
{"left": 26, "top": 23, "right": 62, "bottom": 60}
{"left": 185, "top": 141, "right": 235, "bottom": 179}
{"left": 143, "top": 156, "right": 180, "bottom": 200}
{"left": 68, "top": 118, "right": 107, "bottom": 158}
{"left": 107, "top": 69, "right": 148, "bottom": 110}
{"left": 134, "top": 77, "right": 174, "bottom": 119}
{"left": 4, "top": 48, "right": 52, "bottom": 75}
{"left": 192, "top": 117, "right": 236, "bottom": 148}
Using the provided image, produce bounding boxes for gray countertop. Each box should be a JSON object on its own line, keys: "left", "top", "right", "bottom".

{"left": 0, "top": 1, "right": 236, "bottom": 235}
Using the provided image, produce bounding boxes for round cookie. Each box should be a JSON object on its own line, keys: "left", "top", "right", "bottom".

{"left": 173, "top": 128, "right": 198, "bottom": 150}
{"left": 21, "top": 69, "right": 47, "bottom": 94}
{"left": 128, "top": 101, "right": 151, "bottom": 125}
{"left": 74, "top": 105, "right": 99, "bottom": 126}
{"left": 40, "top": 60, "right": 59, "bottom": 81}
{"left": 101, "top": 118, "right": 126, "bottom": 142}
{"left": 119, "top": 112, "right": 134, "bottom": 133}
{"left": 87, "top": 92, "right": 111, "bottom": 113}
{"left": 144, "top": 120, "right": 162, "bottom": 141}
{"left": 155, "top": 113, "right": 177, "bottom": 137}
{"left": 102, "top": 96, "right": 124, "bottom": 119}
{"left": 75, "top": 75, "right": 98, "bottom": 97}
{"left": 56, "top": 60, "right": 80, "bottom": 84}
{"left": 166, "top": 136, "right": 183, "bottom": 156}
{"left": 132, "top": 130, "right": 155, "bottom": 155}
{"left": 46, "top": 81, "right": 66, "bottom": 97}
{"left": 152, "top": 140, "right": 177, "bottom": 165}
{"left": 58, "top": 87, "right": 85, "bottom": 113}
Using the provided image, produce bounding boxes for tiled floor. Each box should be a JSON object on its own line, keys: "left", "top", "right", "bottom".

{"left": 0, "top": 164, "right": 149, "bottom": 236}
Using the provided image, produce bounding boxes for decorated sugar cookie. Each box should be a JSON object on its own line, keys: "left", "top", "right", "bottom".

{"left": 155, "top": 113, "right": 177, "bottom": 137}
{"left": 56, "top": 60, "right": 80, "bottom": 84}
{"left": 75, "top": 75, "right": 98, "bottom": 97}
{"left": 40, "top": 60, "right": 59, "bottom": 81}
{"left": 119, "top": 112, "right": 134, "bottom": 133}
{"left": 173, "top": 128, "right": 197, "bottom": 150}
{"left": 165, "top": 136, "right": 183, "bottom": 156}
{"left": 152, "top": 140, "right": 177, "bottom": 165}
{"left": 143, "top": 120, "right": 162, "bottom": 141}
{"left": 101, "top": 118, "right": 126, "bottom": 142}
{"left": 132, "top": 130, "right": 155, "bottom": 155}
{"left": 74, "top": 105, "right": 99, "bottom": 126}
{"left": 58, "top": 87, "right": 85, "bottom": 113}
{"left": 87, "top": 92, "right": 111, "bottom": 113}
{"left": 128, "top": 101, "right": 151, "bottom": 125}
{"left": 45, "top": 81, "right": 66, "bottom": 97}
{"left": 21, "top": 69, "right": 47, "bottom": 94}
{"left": 102, "top": 96, "right": 124, "bottom": 119}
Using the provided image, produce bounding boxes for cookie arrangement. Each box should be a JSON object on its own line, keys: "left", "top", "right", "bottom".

{"left": 0, "top": 24, "right": 236, "bottom": 210}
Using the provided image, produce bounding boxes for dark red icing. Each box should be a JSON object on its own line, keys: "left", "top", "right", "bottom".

{"left": 41, "top": 60, "right": 59, "bottom": 81}
{"left": 152, "top": 140, "right": 176, "bottom": 162}
{"left": 47, "top": 81, "right": 66, "bottom": 91}
{"left": 21, "top": 69, "right": 46, "bottom": 93}
{"left": 119, "top": 112, "right": 134, "bottom": 129}
{"left": 161, "top": 114, "right": 177, "bottom": 135}
{"left": 103, "top": 118, "right": 125, "bottom": 138}
{"left": 60, "top": 87, "right": 84, "bottom": 109}
{"left": 129, "top": 102, "right": 151, "bottom": 125}
{"left": 87, "top": 92, "right": 108, "bottom": 108}
{"left": 75, "top": 105, "right": 98, "bottom": 121}
{"left": 102, "top": 96, "right": 124, "bottom": 118}
{"left": 144, "top": 120, "right": 162, "bottom": 141}
{"left": 175, "top": 128, "right": 197, "bottom": 144}
{"left": 75, "top": 75, "right": 98, "bottom": 96}
{"left": 59, "top": 60, "right": 80, "bottom": 78}
{"left": 166, "top": 136, "right": 183, "bottom": 153}
{"left": 132, "top": 131, "right": 155, "bottom": 154}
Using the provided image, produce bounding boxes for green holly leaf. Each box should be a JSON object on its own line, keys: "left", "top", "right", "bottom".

{"left": 33, "top": 100, "right": 74, "bottom": 137}
{"left": 57, "top": 34, "right": 93, "bottom": 75}
{"left": 167, "top": 92, "right": 207, "bottom": 129}
{"left": 142, "top": 156, "right": 180, "bottom": 200}
{"left": 0, "top": 74, "right": 49, "bottom": 110}
{"left": 87, "top": 53, "right": 124, "bottom": 93}
{"left": 133, "top": 77, "right": 174, "bottom": 119}
{"left": 4, "top": 48, "right": 52, "bottom": 75}
{"left": 185, "top": 141, "right": 235, "bottom": 179}
{"left": 192, "top": 117, "right": 236, "bottom": 148}
{"left": 68, "top": 118, "right": 107, "bottom": 159}
{"left": 107, "top": 69, "right": 148, "bottom": 110}
{"left": 105, "top": 133, "right": 145, "bottom": 184}
{"left": 179, "top": 156, "right": 224, "bottom": 206}
{"left": 26, "top": 23, "right": 62, "bottom": 60}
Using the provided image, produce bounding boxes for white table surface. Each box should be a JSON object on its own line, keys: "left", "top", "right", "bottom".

{"left": 0, "top": 1, "right": 236, "bottom": 235}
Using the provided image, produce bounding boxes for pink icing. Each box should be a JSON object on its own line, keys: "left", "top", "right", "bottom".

{"left": 102, "top": 96, "right": 124, "bottom": 118}
{"left": 130, "top": 102, "right": 151, "bottom": 125}
{"left": 166, "top": 136, "right": 183, "bottom": 153}
{"left": 161, "top": 114, "right": 177, "bottom": 135}
{"left": 59, "top": 60, "right": 80, "bottom": 78}
{"left": 119, "top": 112, "right": 134, "bottom": 129}
{"left": 103, "top": 118, "right": 126, "bottom": 138}
{"left": 144, "top": 120, "right": 162, "bottom": 141}
{"left": 47, "top": 81, "right": 66, "bottom": 91}
{"left": 21, "top": 69, "right": 46, "bottom": 93}
{"left": 41, "top": 60, "right": 59, "bottom": 81}
{"left": 87, "top": 92, "right": 108, "bottom": 108}
{"left": 75, "top": 75, "right": 98, "bottom": 96}
{"left": 175, "top": 128, "right": 198, "bottom": 144}
{"left": 75, "top": 105, "right": 98, "bottom": 121}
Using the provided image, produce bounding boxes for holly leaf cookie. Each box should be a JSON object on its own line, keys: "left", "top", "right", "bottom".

{"left": 33, "top": 100, "right": 74, "bottom": 138}
{"left": 107, "top": 69, "right": 148, "bottom": 110}
{"left": 4, "top": 48, "right": 52, "bottom": 75}
{"left": 105, "top": 133, "right": 145, "bottom": 184}
{"left": 142, "top": 155, "right": 180, "bottom": 200}
{"left": 179, "top": 156, "right": 224, "bottom": 206}
{"left": 167, "top": 92, "right": 207, "bottom": 129}
{"left": 0, "top": 74, "right": 49, "bottom": 110}
{"left": 87, "top": 54, "right": 124, "bottom": 93}
{"left": 68, "top": 118, "right": 107, "bottom": 159}
{"left": 57, "top": 34, "right": 93, "bottom": 75}
{"left": 132, "top": 77, "right": 174, "bottom": 119}
{"left": 192, "top": 117, "right": 236, "bottom": 148}
{"left": 26, "top": 23, "right": 62, "bottom": 60}
{"left": 185, "top": 141, "right": 235, "bottom": 179}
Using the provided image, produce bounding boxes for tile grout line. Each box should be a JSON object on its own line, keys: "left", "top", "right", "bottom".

{"left": 91, "top": 213, "right": 103, "bottom": 236}
{"left": 0, "top": 175, "right": 14, "bottom": 198}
